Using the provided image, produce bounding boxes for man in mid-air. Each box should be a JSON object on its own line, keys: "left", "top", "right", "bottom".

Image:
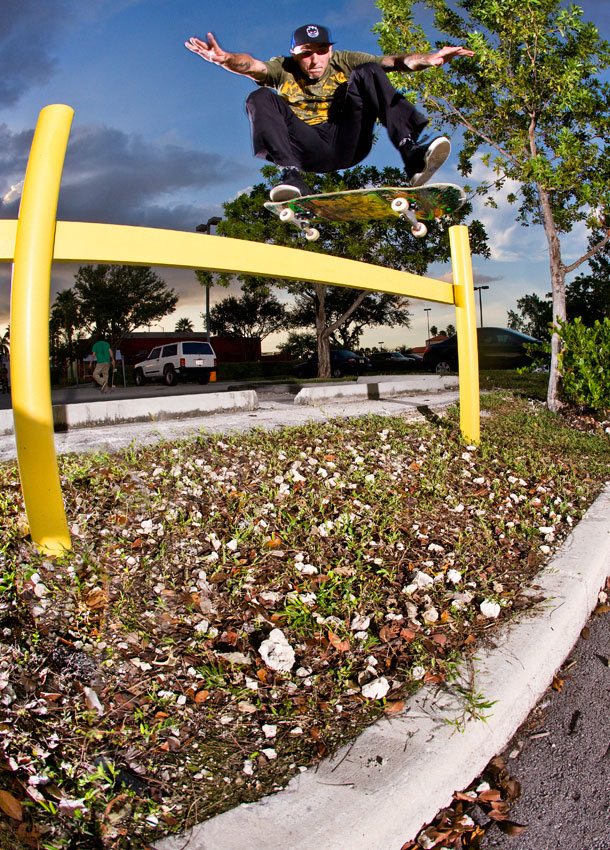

{"left": 186, "top": 24, "right": 473, "bottom": 201}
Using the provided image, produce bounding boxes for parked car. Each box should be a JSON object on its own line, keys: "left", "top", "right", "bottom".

{"left": 422, "top": 327, "right": 542, "bottom": 374}
{"left": 368, "top": 351, "right": 423, "bottom": 371}
{"left": 133, "top": 340, "right": 216, "bottom": 386}
{"left": 294, "top": 349, "right": 370, "bottom": 379}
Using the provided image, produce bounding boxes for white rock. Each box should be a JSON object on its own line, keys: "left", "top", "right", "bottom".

{"left": 446, "top": 569, "right": 462, "bottom": 585}
{"left": 262, "top": 724, "right": 278, "bottom": 739}
{"left": 361, "top": 676, "right": 390, "bottom": 700}
{"left": 258, "top": 629, "right": 296, "bottom": 672}
{"left": 261, "top": 747, "right": 277, "bottom": 760}
{"left": 350, "top": 614, "right": 371, "bottom": 631}
{"left": 480, "top": 599, "right": 501, "bottom": 618}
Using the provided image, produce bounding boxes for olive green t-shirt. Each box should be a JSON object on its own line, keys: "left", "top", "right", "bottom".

{"left": 260, "top": 51, "right": 386, "bottom": 125}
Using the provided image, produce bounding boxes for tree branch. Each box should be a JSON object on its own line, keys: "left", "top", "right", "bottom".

{"left": 563, "top": 232, "right": 610, "bottom": 275}
{"left": 325, "top": 290, "right": 369, "bottom": 337}
{"left": 427, "top": 96, "right": 521, "bottom": 166}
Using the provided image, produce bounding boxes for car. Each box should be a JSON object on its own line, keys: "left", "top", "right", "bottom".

{"left": 294, "top": 349, "right": 370, "bottom": 379}
{"left": 133, "top": 340, "right": 216, "bottom": 386}
{"left": 368, "top": 351, "right": 423, "bottom": 371}
{"left": 422, "top": 327, "right": 542, "bottom": 374}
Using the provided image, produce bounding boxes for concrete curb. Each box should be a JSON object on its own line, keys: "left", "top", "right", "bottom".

{"left": 295, "top": 375, "right": 458, "bottom": 405}
{"left": 154, "top": 483, "right": 610, "bottom": 850}
{"left": 0, "top": 391, "right": 258, "bottom": 435}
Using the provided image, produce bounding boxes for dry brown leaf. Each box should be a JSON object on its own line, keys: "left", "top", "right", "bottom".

{"left": 0, "top": 789, "right": 23, "bottom": 821}
{"left": 384, "top": 700, "right": 405, "bottom": 715}
{"left": 551, "top": 675, "right": 564, "bottom": 692}
{"left": 328, "top": 630, "right": 350, "bottom": 652}
{"left": 478, "top": 789, "right": 502, "bottom": 802}
{"left": 594, "top": 604, "right": 610, "bottom": 615}
{"left": 265, "top": 535, "right": 283, "bottom": 549}
{"left": 400, "top": 627, "right": 417, "bottom": 642}
{"left": 379, "top": 624, "right": 399, "bottom": 642}
{"left": 194, "top": 690, "right": 210, "bottom": 704}
{"left": 86, "top": 588, "right": 108, "bottom": 610}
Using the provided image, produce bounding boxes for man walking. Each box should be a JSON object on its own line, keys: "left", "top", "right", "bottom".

{"left": 90, "top": 337, "right": 115, "bottom": 393}
{"left": 185, "top": 25, "right": 473, "bottom": 200}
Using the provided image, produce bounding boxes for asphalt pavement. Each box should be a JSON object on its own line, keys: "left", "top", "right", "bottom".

{"left": 481, "top": 602, "right": 610, "bottom": 850}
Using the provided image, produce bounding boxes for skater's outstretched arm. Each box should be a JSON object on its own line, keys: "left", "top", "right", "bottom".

{"left": 381, "top": 45, "right": 473, "bottom": 72}
{"left": 185, "top": 32, "right": 268, "bottom": 81}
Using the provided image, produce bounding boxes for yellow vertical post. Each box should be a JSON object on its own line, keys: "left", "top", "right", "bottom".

{"left": 449, "top": 225, "right": 480, "bottom": 444}
{"left": 10, "top": 104, "right": 74, "bottom": 553}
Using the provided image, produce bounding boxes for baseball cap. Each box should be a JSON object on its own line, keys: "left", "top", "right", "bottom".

{"left": 291, "top": 24, "right": 334, "bottom": 54}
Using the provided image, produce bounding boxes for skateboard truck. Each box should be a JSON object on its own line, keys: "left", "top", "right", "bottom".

{"left": 279, "top": 207, "right": 320, "bottom": 241}
{"left": 390, "top": 196, "right": 428, "bottom": 238}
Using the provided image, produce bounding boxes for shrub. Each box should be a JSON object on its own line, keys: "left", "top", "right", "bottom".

{"left": 557, "top": 317, "right": 610, "bottom": 413}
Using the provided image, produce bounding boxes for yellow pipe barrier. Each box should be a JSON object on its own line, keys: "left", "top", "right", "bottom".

{"left": 3, "top": 104, "right": 480, "bottom": 552}
{"left": 451, "top": 225, "right": 480, "bottom": 444}
{"left": 9, "top": 104, "right": 73, "bottom": 553}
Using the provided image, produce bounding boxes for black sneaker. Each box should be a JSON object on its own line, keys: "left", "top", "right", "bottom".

{"left": 401, "top": 136, "right": 451, "bottom": 187}
{"left": 269, "top": 168, "right": 313, "bottom": 202}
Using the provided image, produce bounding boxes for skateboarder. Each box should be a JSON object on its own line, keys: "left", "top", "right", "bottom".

{"left": 185, "top": 24, "right": 473, "bottom": 201}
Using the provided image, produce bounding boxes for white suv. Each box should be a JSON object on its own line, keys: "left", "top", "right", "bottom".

{"left": 133, "top": 340, "right": 216, "bottom": 387}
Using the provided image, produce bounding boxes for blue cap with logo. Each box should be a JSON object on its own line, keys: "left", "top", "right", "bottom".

{"left": 291, "top": 24, "right": 334, "bottom": 54}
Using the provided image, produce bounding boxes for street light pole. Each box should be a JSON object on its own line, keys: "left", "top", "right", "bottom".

{"left": 473, "top": 285, "right": 489, "bottom": 327}
{"left": 196, "top": 216, "right": 222, "bottom": 342}
{"left": 424, "top": 307, "right": 431, "bottom": 342}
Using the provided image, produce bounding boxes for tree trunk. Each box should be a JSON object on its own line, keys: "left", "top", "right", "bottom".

{"left": 314, "top": 284, "right": 331, "bottom": 378}
{"left": 537, "top": 185, "right": 567, "bottom": 412}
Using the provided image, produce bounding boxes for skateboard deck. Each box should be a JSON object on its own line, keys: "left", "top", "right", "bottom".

{"left": 264, "top": 183, "right": 466, "bottom": 241}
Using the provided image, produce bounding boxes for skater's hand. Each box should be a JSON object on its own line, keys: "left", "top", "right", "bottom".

{"left": 425, "top": 45, "right": 474, "bottom": 66}
{"left": 185, "top": 33, "right": 267, "bottom": 79}
{"left": 185, "top": 33, "right": 230, "bottom": 66}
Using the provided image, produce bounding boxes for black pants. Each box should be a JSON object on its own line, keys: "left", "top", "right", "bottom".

{"left": 245, "top": 62, "right": 428, "bottom": 172}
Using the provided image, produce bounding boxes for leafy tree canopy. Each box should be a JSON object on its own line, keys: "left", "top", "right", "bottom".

{"left": 73, "top": 264, "right": 178, "bottom": 349}
{"left": 209, "top": 288, "right": 289, "bottom": 341}
{"left": 375, "top": 0, "right": 610, "bottom": 408}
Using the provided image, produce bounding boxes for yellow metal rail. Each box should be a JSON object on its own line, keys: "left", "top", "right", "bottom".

{"left": 2, "top": 104, "right": 479, "bottom": 553}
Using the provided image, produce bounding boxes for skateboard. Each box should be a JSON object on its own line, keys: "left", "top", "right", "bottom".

{"left": 264, "top": 183, "right": 466, "bottom": 241}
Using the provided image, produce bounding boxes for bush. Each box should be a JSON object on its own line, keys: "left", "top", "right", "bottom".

{"left": 557, "top": 317, "right": 610, "bottom": 413}
{"left": 216, "top": 361, "right": 296, "bottom": 381}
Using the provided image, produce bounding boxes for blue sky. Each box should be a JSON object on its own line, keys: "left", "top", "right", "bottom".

{"left": 0, "top": 0, "right": 608, "bottom": 350}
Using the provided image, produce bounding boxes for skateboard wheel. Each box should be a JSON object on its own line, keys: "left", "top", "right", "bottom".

{"left": 391, "top": 196, "right": 409, "bottom": 213}
{"left": 280, "top": 207, "right": 295, "bottom": 222}
{"left": 305, "top": 228, "right": 320, "bottom": 241}
{"left": 412, "top": 222, "right": 428, "bottom": 238}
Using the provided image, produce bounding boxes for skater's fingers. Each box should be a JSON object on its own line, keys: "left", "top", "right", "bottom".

{"left": 206, "top": 32, "right": 222, "bottom": 50}
{"left": 185, "top": 37, "right": 210, "bottom": 54}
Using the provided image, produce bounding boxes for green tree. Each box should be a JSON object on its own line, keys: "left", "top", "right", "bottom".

{"left": 375, "top": 0, "right": 610, "bottom": 410}
{"left": 507, "top": 292, "right": 553, "bottom": 340}
{"left": 218, "top": 164, "right": 487, "bottom": 378}
{"left": 50, "top": 289, "right": 85, "bottom": 382}
{"left": 73, "top": 264, "right": 178, "bottom": 350}
{"left": 288, "top": 286, "right": 411, "bottom": 351}
{"left": 509, "top": 232, "right": 610, "bottom": 338}
{"left": 277, "top": 331, "right": 318, "bottom": 360}
{"left": 175, "top": 317, "right": 195, "bottom": 332}
{"left": 0, "top": 326, "right": 9, "bottom": 357}
{"left": 209, "top": 287, "right": 289, "bottom": 358}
